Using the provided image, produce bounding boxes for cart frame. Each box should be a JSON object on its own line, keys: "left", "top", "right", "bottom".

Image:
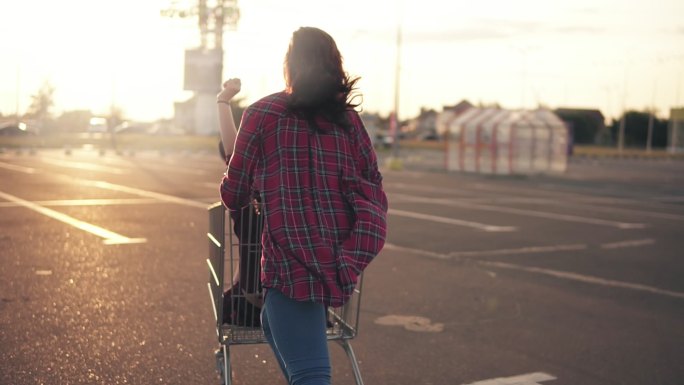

{"left": 207, "top": 202, "right": 365, "bottom": 385}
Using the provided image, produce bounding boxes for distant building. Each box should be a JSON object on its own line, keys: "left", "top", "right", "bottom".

{"left": 173, "top": 93, "right": 219, "bottom": 135}
{"left": 443, "top": 100, "right": 475, "bottom": 115}
{"left": 669, "top": 107, "right": 684, "bottom": 153}
{"left": 174, "top": 97, "right": 197, "bottom": 134}
{"left": 442, "top": 107, "right": 569, "bottom": 175}
{"left": 436, "top": 100, "right": 474, "bottom": 136}
{"left": 360, "top": 112, "right": 383, "bottom": 146}
{"left": 406, "top": 108, "right": 439, "bottom": 140}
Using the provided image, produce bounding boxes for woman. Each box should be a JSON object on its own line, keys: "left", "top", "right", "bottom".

{"left": 218, "top": 27, "right": 387, "bottom": 385}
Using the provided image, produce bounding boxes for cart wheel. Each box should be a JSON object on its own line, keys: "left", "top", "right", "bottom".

{"left": 215, "top": 348, "right": 226, "bottom": 385}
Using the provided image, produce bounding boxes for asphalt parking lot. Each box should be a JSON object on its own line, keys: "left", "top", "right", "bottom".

{"left": 1, "top": 148, "right": 683, "bottom": 385}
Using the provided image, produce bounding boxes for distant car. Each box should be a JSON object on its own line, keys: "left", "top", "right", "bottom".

{"left": 418, "top": 132, "right": 440, "bottom": 141}
{"left": 374, "top": 134, "right": 393, "bottom": 149}
{"left": 88, "top": 117, "right": 108, "bottom": 133}
{"left": 114, "top": 122, "right": 151, "bottom": 134}
{"left": 0, "top": 122, "right": 33, "bottom": 136}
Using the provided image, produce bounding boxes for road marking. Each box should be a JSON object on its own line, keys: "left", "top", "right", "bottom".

{"left": 45, "top": 172, "right": 213, "bottom": 209}
{"left": 385, "top": 243, "right": 588, "bottom": 259}
{"left": 130, "top": 162, "right": 208, "bottom": 176}
{"left": 543, "top": 201, "right": 684, "bottom": 221}
{"left": 200, "top": 182, "right": 220, "bottom": 189}
{"left": 81, "top": 180, "right": 209, "bottom": 209}
{"left": 0, "top": 198, "right": 162, "bottom": 208}
{"left": 390, "top": 208, "right": 516, "bottom": 232}
{"left": 385, "top": 182, "right": 471, "bottom": 196}
{"left": 449, "top": 244, "right": 587, "bottom": 258}
{"left": 374, "top": 315, "right": 444, "bottom": 332}
{"left": 41, "top": 157, "right": 127, "bottom": 174}
{"left": 480, "top": 260, "right": 684, "bottom": 300}
{"left": 101, "top": 157, "right": 209, "bottom": 175}
{"left": 0, "top": 161, "right": 36, "bottom": 174}
{"left": 653, "top": 196, "right": 684, "bottom": 203}
{"left": 386, "top": 243, "right": 684, "bottom": 300}
{"left": 392, "top": 193, "right": 647, "bottom": 229}
{"left": 388, "top": 183, "right": 684, "bottom": 221}
{"left": 463, "top": 372, "right": 556, "bottom": 385}
{"left": 385, "top": 243, "right": 587, "bottom": 260}
{"left": 384, "top": 243, "right": 451, "bottom": 260}
{"left": 0, "top": 190, "right": 146, "bottom": 245}
{"left": 601, "top": 238, "right": 656, "bottom": 249}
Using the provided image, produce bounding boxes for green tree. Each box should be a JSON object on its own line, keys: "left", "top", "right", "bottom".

{"left": 554, "top": 109, "right": 605, "bottom": 145}
{"left": 107, "top": 105, "right": 126, "bottom": 132}
{"left": 55, "top": 110, "right": 90, "bottom": 132}
{"left": 26, "top": 81, "right": 55, "bottom": 121}
{"left": 609, "top": 110, "right": 669, "bottom": 148}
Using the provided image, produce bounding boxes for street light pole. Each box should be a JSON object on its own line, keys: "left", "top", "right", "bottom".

{"left": 618, "top": 64, "right": 629, "bottom": 153}
{"left": 391, "top": 19, "right": 402, "bottom": 159}
{"left": 647, "top": 80, "right": 657, "bottom": 152}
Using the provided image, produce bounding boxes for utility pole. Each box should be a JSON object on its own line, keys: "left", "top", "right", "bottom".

{"left": 646, "top": 80, "right": 657, "bottom": 153}
{"left": 15, "top": 65, "right": 20, "bottom": 123}
{"left": 391, "top": 20, "right": 402, "bottom": 159}
{"left": 161, "top": 0, "right": 240, "bottom": 134}
{"left": 617, "top": 63, "right": 630, "bottom": 153}
{"left": 161, "top": 0, "right": 239, "bottom": 50}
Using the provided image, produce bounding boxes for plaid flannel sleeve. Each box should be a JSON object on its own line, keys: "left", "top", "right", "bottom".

{"left": 220, "top": 107, "right": 262, "bottom": 211}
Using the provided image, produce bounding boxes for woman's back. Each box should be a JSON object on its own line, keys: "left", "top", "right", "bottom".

{"left": 221, "top": 90, "right": 382, "bottom": 305}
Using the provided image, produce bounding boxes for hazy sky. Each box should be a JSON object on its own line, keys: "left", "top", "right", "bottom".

{"left": 1, "top": 0, "right": 683, "bottom": 122}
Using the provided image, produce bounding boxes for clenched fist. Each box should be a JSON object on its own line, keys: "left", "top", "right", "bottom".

{"left": 217, "top": 78, "right": 241, "bottom": 103}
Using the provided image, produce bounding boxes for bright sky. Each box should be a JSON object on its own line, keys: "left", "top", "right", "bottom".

{"left": 1, "top": 0, "right": 683, "bottom": 122}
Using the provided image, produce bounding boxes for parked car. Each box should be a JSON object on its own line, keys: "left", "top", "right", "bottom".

{"left": 0, "top": 122, "right": 33, "bottom": 136}
{"left": 375, "top": 133, "right": 393, "bottom": 149}
{"left": 88, "top": 117, "right": 108, "bottom": 133}
{"left": 114, "top": 121, "right": 151, "bottom": 134}
{"left": 418, "top": 132, "right": 440, "bottom": 141}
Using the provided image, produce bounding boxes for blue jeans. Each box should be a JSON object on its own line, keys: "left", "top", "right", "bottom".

{"left": 261, "top": 288, "right": 331, "bottom": 385}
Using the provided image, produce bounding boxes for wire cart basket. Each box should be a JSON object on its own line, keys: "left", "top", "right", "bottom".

{"left": 207, "top": 202, "right": 365, "bottom": 385}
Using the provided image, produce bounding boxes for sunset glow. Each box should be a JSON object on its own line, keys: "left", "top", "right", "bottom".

{"left": 1, "top": 0, "right": 682, "bottom": 122}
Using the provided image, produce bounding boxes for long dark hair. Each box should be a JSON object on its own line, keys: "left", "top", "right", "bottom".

{"left": 284, "top": 27, "right": 361, "bottom": 129}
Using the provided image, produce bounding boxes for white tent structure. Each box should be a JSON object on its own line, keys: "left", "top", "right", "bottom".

{"left": 440, "top": 107, "right": 569, "bottom": 175}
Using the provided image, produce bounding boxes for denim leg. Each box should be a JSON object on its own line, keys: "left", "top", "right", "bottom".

{"left": 261, "top": 296, "right": 288, "bottom": 378}
{"left": 262, "top": 289, "right": 331, "bottom": 385}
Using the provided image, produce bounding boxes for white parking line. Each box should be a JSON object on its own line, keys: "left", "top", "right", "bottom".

{"left": 385, "top": 243, "right": 684, "bottom": 300}
{"left": 649, "top": 196, "right": 684, "bottom": 203}
{"left": 100, "top": 157, "right": 208, "bottom": 175}
{"left": 392, "top": 193, "right": 647, "bottom": 229}
{"left": 0, "top": 198, "right": 161, "bottom": 208}
{"left": 0, "top": 190, "right": 146, "bottom": 245}
{"left": 449, "top": 244, "right": 588, "bottom": 258}
{"left": 0, "top": 161, "right": 36, "bottom": 174}
{"left": 463, "top": 372, "right": 557, "bottom": 385}
{"left": 82, "top": 180, "right": 209, "bottom": 209}
{"left": 200, "top": 182, "right": 220, "bottom": 189}
{"left": 41, "top": 157, "right": 128, "bottom": 174}
{"left": 385, "top": 242, "right": 587, "bottom": 260}
{"left": 134, "top": 162, "right": 208, "bottom": 176}
{"left": 389, "top": 208, "right": 516, "bottom": 232}
{"left": 543, "top": 201, "right": 684, "bottom": 221}
{"left": 385, "top": 182, "right": 472, "bottom": 196}
{"left": 601, "top": 238, "right": 655, "bottom": 249}
{"left": 480, "top": 260, "right": 684, "bottom": 300}
{"left": 384, "top": 243, "right": 451, "bottom": 260}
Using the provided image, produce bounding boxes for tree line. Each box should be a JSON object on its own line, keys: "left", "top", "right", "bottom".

{"left": 1, "top": 81, "right": 677, "bottom": 148}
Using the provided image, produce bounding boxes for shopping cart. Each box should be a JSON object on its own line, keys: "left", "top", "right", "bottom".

{"left": 206, "top": 202, "right": 365, "bottom": 385}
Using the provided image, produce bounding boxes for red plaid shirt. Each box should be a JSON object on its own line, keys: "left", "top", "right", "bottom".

{"left": 220, "top": 91, "right": 386, "bottom": 307}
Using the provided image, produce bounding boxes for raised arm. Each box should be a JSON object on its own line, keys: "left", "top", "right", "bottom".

{"left": 217, "top": 78, "right": 241, "bottom": 159}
